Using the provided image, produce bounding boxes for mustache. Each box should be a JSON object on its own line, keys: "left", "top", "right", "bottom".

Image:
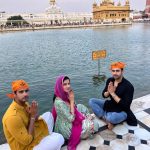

{"left": 113, "top": 75, "right": 119, "bottom": 77}
{"left": 24, "top": 96, "right": 29, "bottom": 99}
{"left": 113, "top": 75, "right": 120, "bottom": 78}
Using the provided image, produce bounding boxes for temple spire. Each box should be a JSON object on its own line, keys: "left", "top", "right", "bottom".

{"left": 117, "top": 0, "right": 121, "bottom": 6}
{"left": 125, "top": 0, "right": 130, "bottom": 5}
{"left": 49, "top": 0, "right": 56, "bottom": 6}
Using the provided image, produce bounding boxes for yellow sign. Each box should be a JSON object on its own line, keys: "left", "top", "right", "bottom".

{"left": 92, "top": 50, "right": 106, "bottom": 60}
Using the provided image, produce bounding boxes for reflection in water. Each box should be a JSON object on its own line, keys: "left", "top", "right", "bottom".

{"left": 92, "top": 74, "right": 107, "bottom": 86}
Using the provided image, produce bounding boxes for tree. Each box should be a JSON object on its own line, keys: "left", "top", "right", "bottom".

{"left": 6, "top": 15, "right": 29, "bottom": 26}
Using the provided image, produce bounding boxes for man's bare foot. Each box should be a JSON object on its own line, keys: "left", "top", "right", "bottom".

{"left": 107, "top": 122, "right": 114, "bottom": 130}
{"left": 99, "top": 117, "right": 114, "bottom": 130}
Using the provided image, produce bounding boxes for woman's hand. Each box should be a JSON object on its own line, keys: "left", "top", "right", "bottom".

{"left": 70, "top": 104, "right": 75, "bottom": 115}
{"left": 68, "top": 89, "right": 75, "bottom": 115}
{"left": 68, "top": 89, "right": 75, "bottom": 101}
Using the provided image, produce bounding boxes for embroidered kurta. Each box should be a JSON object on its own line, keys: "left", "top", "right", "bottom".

{"left": 54, "top": 98, "right": 99, "bottom": 139}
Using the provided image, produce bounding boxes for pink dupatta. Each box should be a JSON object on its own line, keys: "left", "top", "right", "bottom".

{"left": 52, "top": 75, "right": 85, "bottom": 150}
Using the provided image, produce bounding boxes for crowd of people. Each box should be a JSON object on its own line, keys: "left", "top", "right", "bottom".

{"left": 0, "top": 20, "right": 130, "bottom": 32}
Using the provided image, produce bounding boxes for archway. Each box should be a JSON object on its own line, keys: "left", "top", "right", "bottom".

{"left": 122, "top": 18, "right": 126, "bottom": 22}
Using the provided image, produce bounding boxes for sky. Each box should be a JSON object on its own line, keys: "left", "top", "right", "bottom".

{"left": 0, "top": 0, "right": 147, "bottom": 13}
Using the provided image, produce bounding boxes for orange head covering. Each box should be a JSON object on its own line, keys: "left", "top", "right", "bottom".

{"left": 7, "top": 80, "right": 29, "bottom": 99}
{"left": 110, "top": 62, "right": 126, "bottom": 70}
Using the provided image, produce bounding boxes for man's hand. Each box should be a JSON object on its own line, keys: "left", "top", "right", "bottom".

{"left": 108, "top": 82, "right": 116, "bottom": 94}
{"left": 27, "top": 101, "right": 38, "bottom": 135}
{"left": 26, "top": 101, "right": 38, "bottom": 119}
{"left": 108, "top": 82, "right": 121, "bottom": 103}
{"left": 104, "top": 91, "right": 110, "bottom": 98}
{"left": 30, "top": 101, "right": 38, "bottom": 118}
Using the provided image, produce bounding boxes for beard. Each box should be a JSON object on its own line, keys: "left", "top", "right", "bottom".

{"left": 113, "top": 75, "right": 122, "bottom": 80}
{"left": 22, "top": 96, "right": 29, "bottom": 102}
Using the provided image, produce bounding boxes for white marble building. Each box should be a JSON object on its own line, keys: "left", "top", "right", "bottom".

{"left": 0, "top": 0, "right": 92, "bottom": 25}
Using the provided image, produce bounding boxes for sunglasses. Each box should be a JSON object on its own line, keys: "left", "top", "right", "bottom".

{"left": 111, "top": 69, "right": 121, "bottom": 72}
{"left": 18, "top": 89, "right": 29, "bottom": 94}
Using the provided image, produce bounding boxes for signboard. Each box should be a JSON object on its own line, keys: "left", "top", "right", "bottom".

{"left": 92, "top": 50, "right": 107, "bottom": 75}
{"left": 92, "top": 50, "right": 106, "bottom": 60}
